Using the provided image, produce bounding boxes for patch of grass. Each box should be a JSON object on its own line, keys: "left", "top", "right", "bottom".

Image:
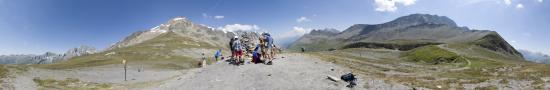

{"left": 0, "top": 65, "right": 8, "bottom": 83}
{"left": 33, "top": 78, "right": 113, "bottom": 90}
{"left": 402, "top": 45, "right": 465, "bottom": 65}
{"left": 152, "top": 63, "right": 186, "bottom": 70}
{"left": 475, "top": 86, "right": 498, "bottom": 90}
{"left": 288, "top": 38, "right": 343, "bottom": 52}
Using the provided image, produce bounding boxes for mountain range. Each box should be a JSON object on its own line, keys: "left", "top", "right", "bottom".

{"left": 519, "top": 49, "right": 550, "bottom": 64}
{"left": 0, "top": 45, "right": 96, "bottom": 64}
{"left": 289, "top": 14, "right": 523, "bottom": 60}
{"left": 38, "top": 17, "right": 237, "bottom": 69}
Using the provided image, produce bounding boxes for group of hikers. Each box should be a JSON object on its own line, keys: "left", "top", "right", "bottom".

{"left": 233, "top": 32, "right": 276, "bottom": 65}
{"left": 213, "top": 32, "right": 277, "bottom": 66}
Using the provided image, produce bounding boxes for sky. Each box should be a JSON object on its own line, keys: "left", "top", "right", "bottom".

{"left": 0, "top": 0, "right": 548, "bottom": 55}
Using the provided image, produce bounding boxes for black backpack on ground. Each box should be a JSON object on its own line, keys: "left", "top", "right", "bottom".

{"left": 341, "top": 73, "right": 357, "bottom": 88}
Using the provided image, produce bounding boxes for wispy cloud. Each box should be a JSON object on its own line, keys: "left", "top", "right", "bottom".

{"left": 503, "top": 0, "right": 512, "bottom": 5}
{"left": 202, "top": 13, "right": 225, "bottom": 20}
{"left": 216, "top": 24, "right": 260, "bottom": 33}
{"left": 516, "top": 3, "right": 524, "bottom": 9}
{"left": 277, "top": 26, "right": 311, "bottom": 39}
{"left": 214, "top": 15, "right": 224, "bottom": 19}
{"left": 374, "top": 0, "right": 417, "bottom": 12}
{"left": 296, "top": 16, "right": 310, "bottom": 23}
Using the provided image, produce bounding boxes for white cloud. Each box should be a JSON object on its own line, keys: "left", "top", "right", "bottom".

{"left": 504, "top": 0, "right": 512, "bottom": 5}
{"left": 539, "top": 0, "right": 544, "bottom": 3}
{"left": 277, "top": 26, "right": 312, "bottom": 39}
{"left": 516, "top": 3, "right": 524, "bottom": 9}
{"left": 397, "top": 0, "right": 417, "bottom": 6}
{"left": 374, "top": 0, "right": 397, "bottom": 12}
{"left": 296, "top": 16, "right": 310, "bottom": 23}
{"left": 374, "top": 0, "right": 417, "bottom": 12}
{"left": 292, "top": 26, "right": 310, "bottom": 34}
{"left": 202, "top": 13, "right": 225, "bottom": 19}
{"left": 214, "top": 15, "right": 224, "bottom": 19}
{"left": 217, "top": 24, "right": 260, "bottom": 33}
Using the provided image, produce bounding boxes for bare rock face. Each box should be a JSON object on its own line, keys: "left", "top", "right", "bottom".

{"left": 0, "top": 52, "right": 63, "bottom": 64}
{"left": 289, "top": 14, "right": 523, "bottom": 59}
{"left": 61, "top": 45, "right": 97, "bottom": 61}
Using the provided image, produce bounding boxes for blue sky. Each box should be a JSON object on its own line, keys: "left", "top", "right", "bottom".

{"left": 0, "top": 0, "right": 548, "bottom": 55}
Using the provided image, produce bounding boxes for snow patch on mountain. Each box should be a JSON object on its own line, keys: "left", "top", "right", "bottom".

{"left": 172, "top": 17, "right": 186, "bottom": 21}
{"left": 150, "top": 24, "right": 169, "bottom": 33}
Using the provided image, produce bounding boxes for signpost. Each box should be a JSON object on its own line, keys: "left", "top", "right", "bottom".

{"left": 122, "top": 59, "right": 127, "bottom": 81}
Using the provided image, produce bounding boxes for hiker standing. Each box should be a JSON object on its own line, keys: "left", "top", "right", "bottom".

{"left": 258, "top": 34, "right": 266, "bottom": 60}
{"left": 229, "top": 36, "right": 236, "bottom": 60}
{"left": 201, "top": 52, "right": 206, "bottom": 67}
{"left": 232, "top": 36, "right": 244, "bottom": 65}
{"left": 263, "top": 33, "right": 274, "bottom": 65}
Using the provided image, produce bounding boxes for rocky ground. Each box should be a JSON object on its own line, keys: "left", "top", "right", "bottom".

{"left": 2, "top": 51, "right": 547, "bottom": 90}
{"left": 1, "top": 53, "right": 416, "bottom": 90}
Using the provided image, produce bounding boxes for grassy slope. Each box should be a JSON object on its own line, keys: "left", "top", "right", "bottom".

{"left": 0, "top": 65, "right": 7, "bottom": 83}
{"left": 402, "top": 45, "right": 465, "bottom": 65}
{"left": 288, "top": 38, "right": 342, "bottom": 52}
{"left": 308, "top": 44, "right": 550, "bottom": 89}
{"left": 36, "top": 32, "right": 219, "bottom": 70}
{"left": 33, "top": 78, "right": 112, "bottom": 90}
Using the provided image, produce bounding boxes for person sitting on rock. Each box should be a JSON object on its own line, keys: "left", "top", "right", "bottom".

{"left": 252, "top": 44, "right": 262, "bottom": 64}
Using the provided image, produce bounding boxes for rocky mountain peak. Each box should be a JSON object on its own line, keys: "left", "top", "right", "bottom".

{"left": 309, "top": 28, "right": 340, "bottom": 35}
{"left": 385, "top": 14, "right": 457, "bottom": 27}
{"left": 62, "top": 45, "right": 96, "bottom": 60}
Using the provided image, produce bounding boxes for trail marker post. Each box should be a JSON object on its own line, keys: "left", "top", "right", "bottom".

{"left": 122, "top": 59, "right": 127, "bottom": 81}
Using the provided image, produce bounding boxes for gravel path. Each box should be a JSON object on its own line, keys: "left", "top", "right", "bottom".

{"left": 2, "top": 53, "right": 416, "bottom": 90}
{"left": 145, "top": 53, "right": 365, "bottom": 90}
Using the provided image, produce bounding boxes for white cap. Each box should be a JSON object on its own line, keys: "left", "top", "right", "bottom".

{"left": 234, "top": 36, "right": 239, "bottom": 39}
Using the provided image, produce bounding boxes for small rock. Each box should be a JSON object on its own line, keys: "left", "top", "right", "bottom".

{"left": 268, "top": 74, "right": 271, "bottom": 76}
{"left": 327, "top": 75, "right": 340, "bottom": 82}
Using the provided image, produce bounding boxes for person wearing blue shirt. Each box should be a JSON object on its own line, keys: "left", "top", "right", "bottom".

{"left": 252, "top": 44, "right": 262, "bottom": 64}
{"left": 214, "top": 49, "right": 221, "bottom": 61}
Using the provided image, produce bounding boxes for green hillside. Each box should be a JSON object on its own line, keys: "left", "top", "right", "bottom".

{"left": 37, "top": 32, "right": 221, "bottom": 70}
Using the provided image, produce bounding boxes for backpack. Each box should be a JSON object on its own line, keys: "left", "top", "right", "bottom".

{"left": 341, "top": 73, "right": 357, "bottom": 88}
{"left": 232, "top": 40, "right": 241, "bottom": 51}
